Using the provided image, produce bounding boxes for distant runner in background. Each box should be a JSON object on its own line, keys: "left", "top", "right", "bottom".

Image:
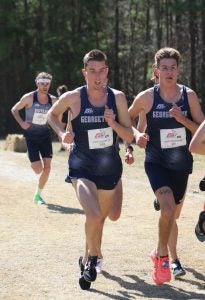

{"left": 11, "top": 72, "right": 57, "bottom": 204}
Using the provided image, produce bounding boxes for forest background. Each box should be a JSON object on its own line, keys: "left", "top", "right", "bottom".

{"left": 1, "top": 0, "right": 205, "bottom": 137}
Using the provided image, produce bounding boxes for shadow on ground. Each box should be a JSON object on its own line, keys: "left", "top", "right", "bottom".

{"left": 46, "top": 203, "right": 84, "bottom": 215}
{"left": 88, "top": 269, "right": 205, "bottom": 300}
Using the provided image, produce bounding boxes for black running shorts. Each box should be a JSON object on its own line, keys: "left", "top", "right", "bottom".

{"left": 145, "top": 162, "right": 189, "bottom": 204}
{"left": 65, "top": 168, "right": 122, "bottom": 190}
{"left": 26, "top": 136, "right": 53, "bottom": 162}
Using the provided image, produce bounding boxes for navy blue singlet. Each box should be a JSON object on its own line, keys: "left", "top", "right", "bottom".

{"left": 68, "top": 86, "right": 122, "bottom": 176}
{"left": 145, "top": 85, "right": 193, "bottom": 173}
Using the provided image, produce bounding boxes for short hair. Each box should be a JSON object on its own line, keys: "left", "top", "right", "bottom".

{"left": 56, "top": 85, "right": 68, "bottom": 97}
{"left": 35, "top": 72, "right": 52, "bottom": 81}
{"left": 83, "top": 49, "right": 107, "bottom": 68}
{"left": 154, "top": 47, "right": 181, "bottom": 67}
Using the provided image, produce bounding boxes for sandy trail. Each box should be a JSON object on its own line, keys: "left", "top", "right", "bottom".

{"left": 0, "top": 141, "right": 204, "bottom": 299}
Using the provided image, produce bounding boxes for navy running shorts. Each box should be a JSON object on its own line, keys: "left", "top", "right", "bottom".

{"left": 145, "top": 162, "right": 189, "bottom": 204}
{"left": 26, "top": 136, "right": 53, "bottom": 162}
{"left": 65, "top": 168, "right": 122, "bottom": 190}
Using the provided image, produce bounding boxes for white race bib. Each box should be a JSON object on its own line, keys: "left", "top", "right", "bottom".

{"left": 88, "top": 127, "right": 113, "bottom": 149}
{"left": 32, "top": 112, "right": 47, "bottom": 125}
{"left": 160, "top": 127, "right": 186, "bottom": 149}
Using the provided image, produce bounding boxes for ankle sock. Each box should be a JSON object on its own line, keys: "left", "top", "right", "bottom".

{"left": 34, "top": 187, "right": 42, "bottom": 197}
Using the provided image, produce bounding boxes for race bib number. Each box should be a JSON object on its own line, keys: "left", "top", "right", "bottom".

{"left": 88, "top": 127, "right": 113, "bottom": 149}
{"left": 160, "top": 127, "right": 186, "bottom": 149}
{"left": 32, "top": 112, "right": 47, "bottom": 125}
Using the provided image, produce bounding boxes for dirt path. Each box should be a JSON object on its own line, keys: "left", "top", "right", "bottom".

{"left": 0, "top": 140, "right": 205, "bottom": 300}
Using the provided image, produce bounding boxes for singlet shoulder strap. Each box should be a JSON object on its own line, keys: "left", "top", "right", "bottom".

{"left": 152, "top": 84, "right": 160, "bottom": 106}
{"left": 181, "top": 85, "right": 192, "bottom": 118}
{"left": 33, "top": 90, "right": 38, "bottom": 103}
{"left": 107, "top": 87, "right": 116, "bottom": 109}
{"left": 80, "top": 85, "right": 89, "bottom": 111}
{"left": 80, "top": 85, "right": 87, "bottom": 98}
{"left": 47, "top": 93, "right": 52, "bottom": 105}
{"left": 182, "top": 85, "right": 188, "bottom": 104}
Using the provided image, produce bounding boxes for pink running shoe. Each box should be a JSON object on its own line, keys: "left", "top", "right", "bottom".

{"left": 151, "top": 249, "right": 158, "bottom": 265}
{"left": 156, "top": 256, "right": 171, "bottom": 284}
{"left": 151, "top": 249, "right": 163, "bottom": 285}
{"left": 151, "top": 250, "right": 171, "bottom": 284}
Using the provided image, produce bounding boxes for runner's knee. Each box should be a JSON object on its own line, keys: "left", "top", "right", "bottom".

{"left": 86, "top": 211, "right": 104, "bottom": 224}
{"left": 108, "top": 209, "right": 121, "bottom": 221}
{"left": 31, "top": 164, "right": 43, "bottom": 174}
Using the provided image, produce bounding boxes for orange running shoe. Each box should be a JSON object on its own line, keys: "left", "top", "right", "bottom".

{"left": 151, "top": 251, "right": 171, "bottom": 285}
{"left": 151, "top": 249, "right": 158, "bottom": 265}
{"left": 151, "top": 250, "right": 163, "bottom": 285}
{"left": 156, "top": 256, "right": 171, "bottom": 284}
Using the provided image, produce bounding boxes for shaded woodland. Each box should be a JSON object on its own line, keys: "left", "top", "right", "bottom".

{"left": 1, "top": 0, "right": 205, "bottom": 136}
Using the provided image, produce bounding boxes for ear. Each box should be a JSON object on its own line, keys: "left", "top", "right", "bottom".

{"left": 82, "top": 68, "right": 86, "bottom": 77}
{"left": 154, "top": 66, "right": 159, "bottom": 77}
{"left": 105, "top": 67, "right": 109, "bottom": 76}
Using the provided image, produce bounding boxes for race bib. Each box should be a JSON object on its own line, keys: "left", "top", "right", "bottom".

{"left": 160, "top": 127, "right": 186, "bottom": 149}
{"left": 32, "top": 112, "right": 47, "bottom": 125}
{"left": 88, "top": 127, "right": 113, "bottom": 149}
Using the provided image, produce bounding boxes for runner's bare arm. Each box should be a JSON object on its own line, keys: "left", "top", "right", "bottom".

{"left": 170, "top": 89, "right": 205, "bottom": 134}
{"left": 189, "top": 120, "right": 205, "bottom": 154}
{"left": 47, "top": 92, "right": 76, "bottom": 143}
{"left": 128, "top": 90, "right": 152, "bottom": 148}
{"left": 11, "top": 94, "right": 32, "bottom": 129}
{"left": 105, "top": 91, "right": 133, "bottom": 144}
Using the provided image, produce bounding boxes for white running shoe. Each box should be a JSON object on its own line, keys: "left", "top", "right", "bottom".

{"left": 95, "top": 258, "right": 103, "bottom": 274}
{"left": 171, "top": 259, "right": 186, "bottom": 278}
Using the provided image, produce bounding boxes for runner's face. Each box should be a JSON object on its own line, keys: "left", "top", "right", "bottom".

{"left": 36, "top": 81, "right": 51, "bottom": 93}
{"left": 156, "top": 58, "right": 179, "bottom": 85}
{"left": 82, "top": 60, "right": 108, "bottom": 90}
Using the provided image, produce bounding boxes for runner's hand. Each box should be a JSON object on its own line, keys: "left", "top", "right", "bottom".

{"left": 61, "top": 130, "right": 75, "bottom": 144}
{"left": 104, "top": 105, "right": 115, "bottom": 126}
{"left": 134, "top": 132, "right": 149, "bottom": 148}
{"left": 169, "top": 103, "right": 185, "bottom": 123}
{"left": 125, "top": 150, "right": 134, "bottom": 164}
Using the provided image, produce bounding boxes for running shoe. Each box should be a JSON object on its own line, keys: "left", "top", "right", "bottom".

{"left": 153, "top": 199, "right": 160, "bottom": 211}
{"left": 34, "top": 194, "right": 46, "bottom": 205}
{"left": 171, "top": 259, "right": 186, "bottom": 278}
{"left": 151, "top": 251, "right": 171, "bottom": 285}
{"left": 65, "top": 175, "right": 72, "bottom": 183}
{"left": 151, "top": 249, "right": 162, "bottom": 285}
{"left": 151, "top": 249, "right": 158, "bottom": 266}
{"left": 157, "top": 256, "right": 171, "bottom": 284}
{"left": 78, "top": 256, "right": 91, "bottom": 290}
{"left": 95, "top": 258, "right": 103, "bottom": 274}
{"left": 83, "top": 256, "right": 97, "bottom": 282}
{"left": 79, "top": 256, "right": 84, "bottom": 273}
{"left": 199, "top": 176, "right": 205, "bottom": 191}
{"left": 195, "top": 211, "right": 205, "bottom": 242}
